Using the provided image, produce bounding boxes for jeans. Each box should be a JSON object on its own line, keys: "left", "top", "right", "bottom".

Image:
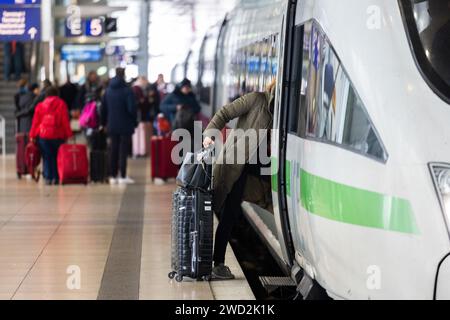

{"left": 39, "top": 139, "right": 64, "bottom": 182}
{"left": 110, "top": 134, "right": 131, "bottom": 178}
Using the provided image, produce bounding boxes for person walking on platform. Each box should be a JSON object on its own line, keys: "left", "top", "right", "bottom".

{"left": 202, "top": 80, "right": 276, "bottom": 280}
{"left": 161, "top": 78, "right": 201, "bottom": 134}
{"left": 101, "top": 68, "right": 138, "bottom": 185}
{"left": 29, "top": 87, "right": 73, "bottom": 185}
{"left": 3, "top": 41, "right": 25, "bottom": 81}
{"left": 59, "top": 76, "right": 79, "bottom": 112}
{"left": 15, "top": 83, "right": 40, "bottom": 134}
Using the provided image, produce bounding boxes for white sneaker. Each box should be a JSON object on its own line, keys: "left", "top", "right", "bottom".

{"left": 154, "top": 178, "right": 166, "bottom": 186}
{"left": 109, "top": 178, "right": 118, "bottom": 185}
{"left": 118, "top": 177, "right": 135, "bottom": 185}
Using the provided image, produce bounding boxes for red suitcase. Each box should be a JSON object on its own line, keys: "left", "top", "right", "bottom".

{"left": 16, "top": 133, "right": 28, "bottom": 179}
{"left": 151, "top": 136, "right": 179, "bottom": 180}
{"left": 57, "top": 144, "right": 89, "bottom": 185}
{"left": 25, "top": 142, "right": 41, "bottom": 182}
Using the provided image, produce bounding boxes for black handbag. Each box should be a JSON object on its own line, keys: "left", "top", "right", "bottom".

{"left": 176, "top": 149, "right": 213, "bottom": 191}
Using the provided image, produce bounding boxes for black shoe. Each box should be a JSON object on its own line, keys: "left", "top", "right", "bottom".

{"left": 212, "top": 264, "right": 235, "bottom": 280}
{"left": 45, "top": 180, "right": 52, "bottom": 186}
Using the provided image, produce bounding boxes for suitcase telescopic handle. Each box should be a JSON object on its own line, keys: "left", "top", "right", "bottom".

{"left": 198, "top": 146, "right": 215, "bottom": 191}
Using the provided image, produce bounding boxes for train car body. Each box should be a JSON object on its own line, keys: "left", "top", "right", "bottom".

{"left": 176, "top": 0, "right": 450, "bottom": 300}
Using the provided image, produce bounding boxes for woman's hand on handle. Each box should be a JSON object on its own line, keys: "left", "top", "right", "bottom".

{"left": 203, "top": 137, "right": 215, "bottom": 149}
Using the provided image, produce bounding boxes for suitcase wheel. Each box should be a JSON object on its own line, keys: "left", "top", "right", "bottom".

{"left": 203, "top": 275, "right": 212, "bottom": 282}
{"left": 168, "top": 271, "right": 176, "bottom": 280}
{"left": 175, "top": 275, "right": 184, "bottom": 283}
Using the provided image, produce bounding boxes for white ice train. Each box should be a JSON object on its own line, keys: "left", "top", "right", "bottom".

{"left": 174, "top": 0, "right": 450, "bottom": 299}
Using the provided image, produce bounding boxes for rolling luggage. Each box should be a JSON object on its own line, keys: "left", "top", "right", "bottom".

{"left": 169, "top": 149, "right": 214, "bottom": 282}
{"left": 151, "top": 136, "right": 179, "bottom": 180}
{"left": 90, "top": 151, "right": 108, "bottom": 183}
{"left": 16, "top": 133, "right": 28, "bottom": 179}
{"left": 89, "top": 130, "right": 109, "bottom": 183}
{"left": 133, "top": 122, "right": 152, "bottom": 158}
{"left": 57, "top": 143, "right": 89, "bottom": 185}
{"left": 25, "top": 141, "right": 41, "bottom": 182}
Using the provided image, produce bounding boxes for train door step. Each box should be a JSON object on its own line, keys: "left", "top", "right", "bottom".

{"left": 259, "top": 276, "right": 297, "bottom": 294}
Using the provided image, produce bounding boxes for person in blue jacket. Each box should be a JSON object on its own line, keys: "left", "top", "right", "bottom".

{"left": 160, "top": 78, "right": 201, "bottom": 128}
{"left": 101, "top": 68, "right": 138, "bottom": 185}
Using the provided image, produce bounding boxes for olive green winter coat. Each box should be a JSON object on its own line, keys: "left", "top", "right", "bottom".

{"left": 205, "top": 90, "right": 274, "bottom": 214}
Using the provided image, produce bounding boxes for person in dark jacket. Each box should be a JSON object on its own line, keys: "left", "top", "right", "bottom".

{"left": 101, "top": 68, "right": 138, "bottom": 185}
{"left": 76, "top": 71, "right": 102, "bottom": 110}
{"left": 4, "top": 42, "right": 25, "bottom": 81}
{"left": 160, "top": 78, "right": 201, "bottom": 128}
{"left": 15, "top": 83, "right": 40, "bottom": 133}
{"left": 14, "top": 78, "right": 28, "bottom": 112}
{"left": 59, "top": 76, "right": 79, "bottom": 111}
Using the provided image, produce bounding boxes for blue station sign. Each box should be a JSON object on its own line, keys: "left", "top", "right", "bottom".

{"left": 0, "top": 6, "right": 41, "bottom": 41}
{"left": 0, "top": 0, "right": 41, "bottom": 4}
{"left": 61, "top": 44, "right": 104, "bottom": 62}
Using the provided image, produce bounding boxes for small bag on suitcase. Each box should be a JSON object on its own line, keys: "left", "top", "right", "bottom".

{"left": 151, "top": 136, "right": 179, "bottom": 181}
{"left": 16, "top": 133, "right": 28, "bottom": 179}
{"left": 169, "top": 148, "right": 214, "bottom": 282}
{"left": 57, "top": 143, "right": 89, "bottom": 185}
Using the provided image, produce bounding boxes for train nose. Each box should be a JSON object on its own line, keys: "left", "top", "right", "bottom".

{"left": 435, "top": 254, "right": 450, "bottom": 300}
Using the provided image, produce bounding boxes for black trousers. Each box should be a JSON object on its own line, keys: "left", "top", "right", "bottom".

{"left": 110, "top": 134, "right": 131, "bottom": 179}
{"left": 213, "top": 163, "right": 271, "bottom": 266}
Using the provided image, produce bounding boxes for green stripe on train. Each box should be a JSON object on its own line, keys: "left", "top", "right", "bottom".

{"left": 271, "top": 157, "right": 278, "bottom": 192}
{"left": 300, "top": 169, "right": 419, "bottom": 235}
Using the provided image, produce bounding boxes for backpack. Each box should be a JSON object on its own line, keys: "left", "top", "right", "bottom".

{"left": 174, "top": 106, "right": 195, "bottom": 134}
{"left": 40, "top": 113, "right": 58, "bottom": 138}
{"left": 79, "top": 101, "right": 99, "bottom": 129}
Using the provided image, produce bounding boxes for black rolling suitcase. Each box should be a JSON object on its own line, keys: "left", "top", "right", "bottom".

{"left": 169, "top": 149, "right": 214, "bottom": 282}
{"left": 89, "top": 130, "right": 109, "bottom": 183}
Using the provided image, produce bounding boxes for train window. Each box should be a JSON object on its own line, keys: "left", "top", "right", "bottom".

{"left": 288, "top": 25, "right": 307, "bottom": 136}
{"left": 302, "top": 22, "right": 387, "bottom": 161}
{"left": 400, "top": 0, "right": 450, "bottom": 103}
{"left": 342, "top": 86, "right": 386, "bottom": 159}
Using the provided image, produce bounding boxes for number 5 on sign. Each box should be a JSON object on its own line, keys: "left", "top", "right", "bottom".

{"left": 86, "top": 18, "right": 104, "bottom": 37}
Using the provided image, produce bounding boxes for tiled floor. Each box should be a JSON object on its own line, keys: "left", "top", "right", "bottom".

{"left": 0, "top": 155, "right": 254, "bottom": 300}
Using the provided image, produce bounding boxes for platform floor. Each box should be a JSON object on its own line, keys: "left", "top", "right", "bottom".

{"left": 0, "top": 156, "right": 254, "bottom": 300}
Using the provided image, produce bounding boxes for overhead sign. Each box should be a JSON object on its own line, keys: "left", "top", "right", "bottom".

{"left": 61, "top": 44, "right": 104, "bottom": 62}
{"left": 85, "top": 18, "right": 103, "bottom": 37}
{"left": 65, "top": 17, "right": 104, "bottom": 38}
{"left": 0, "top": 0, "right": 41, "bottom": 4}
{"left": 0, "top": 7, "right": 41, "bottom": 41}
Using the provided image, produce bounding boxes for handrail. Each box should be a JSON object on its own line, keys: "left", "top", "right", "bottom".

{"left": 0, "top": 114, "right": 5, "bottom": 158}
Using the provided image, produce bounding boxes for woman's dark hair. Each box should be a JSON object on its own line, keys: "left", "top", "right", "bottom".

{"left": 45, "top": 86, "right": 59, "bottom": 98}
{"left": 28, "top": 83, "right": 39, "bottom": 92}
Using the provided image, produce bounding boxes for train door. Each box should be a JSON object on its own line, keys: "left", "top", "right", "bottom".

{"left": 282, "top": 21, "right": 319, "bottom": 277}
{"left": 271, "top": 0, "right": 297, "bottom": 271}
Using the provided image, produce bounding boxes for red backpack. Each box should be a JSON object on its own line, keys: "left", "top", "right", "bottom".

{"left": 40, "top": 113, "right": 58, "bottom": 139}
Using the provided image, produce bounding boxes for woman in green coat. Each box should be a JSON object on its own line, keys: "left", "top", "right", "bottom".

{"left": 203, "top": 81, "right": 276, "bottom": 280}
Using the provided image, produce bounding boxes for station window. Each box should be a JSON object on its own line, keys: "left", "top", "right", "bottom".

{"left": 294, "top": 21, "right": 387, "bottom": 161}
